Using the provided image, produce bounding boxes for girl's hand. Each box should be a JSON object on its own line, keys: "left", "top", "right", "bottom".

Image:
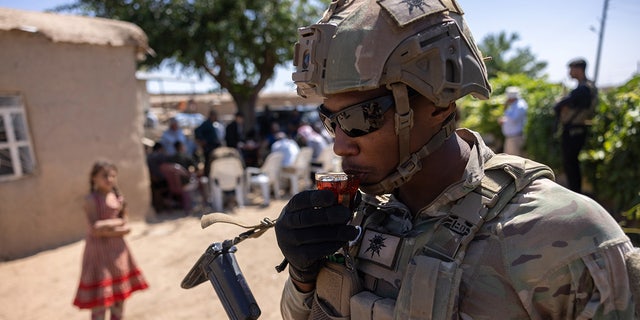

{"left": 94, "top": 218, "right": 125, "bottom": 230}
{"left": 92, "top": 219, "right": 130, "bottom": 237}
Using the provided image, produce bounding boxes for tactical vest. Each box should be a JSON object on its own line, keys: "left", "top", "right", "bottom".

{"left": 308, "top": 154, "right": 555, "bottom": 320}
{"left": 560, "top": 80, "right": 598, "bottom": 126}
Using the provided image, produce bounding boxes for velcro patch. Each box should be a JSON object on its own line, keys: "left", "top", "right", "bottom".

{"left": 357, "top": 229, "right": 402, "bottom": 268}
{"left": 378, "top": 0, "right": 447, "bottom": 27}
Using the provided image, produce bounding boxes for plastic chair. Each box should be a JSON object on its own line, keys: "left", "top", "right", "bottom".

{"left": 310, "top": 143, "right": 342, "bottom": 175}
{"left": 212, "top": 146, "right": 243, "bottom": 160}
{"left": 246, "top": 151, "right": 284, "bottom": 206}
{"left": 209, "top": 156, "right": 245, "bottom": 212}
{"left": 281, "top": 147, "right": 314, "bottom": 195}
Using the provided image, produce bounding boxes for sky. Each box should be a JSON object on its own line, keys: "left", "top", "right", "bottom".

{"left": 2, "top": 0, "right": 639, "bottom": 94}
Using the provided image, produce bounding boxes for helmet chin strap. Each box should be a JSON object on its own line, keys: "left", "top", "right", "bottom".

{"left": 359, "top": 84, "right": 457, "bottom": 195}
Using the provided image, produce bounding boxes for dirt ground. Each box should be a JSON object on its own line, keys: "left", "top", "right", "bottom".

{"left": 0, "top": 200, "right": 291, "bottom": 320}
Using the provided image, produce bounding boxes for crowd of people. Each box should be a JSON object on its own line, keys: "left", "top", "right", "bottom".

{"left": 144, "top": 53, "right": 600, "bottom": 217}
{"left": 144, "top": 104, "right": 333, "bottom": 214}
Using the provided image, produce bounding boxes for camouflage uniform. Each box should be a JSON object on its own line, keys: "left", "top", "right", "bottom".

{"left": 281, "top": 129, "right": 636, "bottom": 319}
{"left": 281, "top": 0, "right": 637, "bottom": 318}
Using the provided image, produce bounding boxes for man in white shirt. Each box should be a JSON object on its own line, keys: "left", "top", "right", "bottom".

{"left": 498, "top": 86, "right": 528, "bottom": 156}
{"left": 271, "top": 132, "right": 300, "bottom": 167}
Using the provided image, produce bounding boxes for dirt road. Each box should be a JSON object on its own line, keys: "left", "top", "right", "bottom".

{"left": 0, "top": 201, "right": 290, "bottom": 320}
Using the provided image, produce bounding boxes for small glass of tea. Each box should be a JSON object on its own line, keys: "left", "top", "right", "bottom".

{"left": 315, "top": 172, "right": 360, "bottom": 210}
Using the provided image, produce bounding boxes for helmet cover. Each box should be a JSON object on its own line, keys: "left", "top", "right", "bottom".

{"left": 293, "top": 0, "right": 492, "bottom": 194}
{"left": 293, "top": 0, "right": 491, "bottom": 107}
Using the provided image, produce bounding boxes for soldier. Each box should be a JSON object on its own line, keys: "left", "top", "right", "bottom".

{"left": 274, "top": 0, "right": 638, "bottom": 319}
{"left": 554, "top": 58, "right": 598, "bottom": 194}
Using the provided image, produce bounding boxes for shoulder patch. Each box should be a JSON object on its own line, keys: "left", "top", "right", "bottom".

{"left": 377, "top": 0, "right": 447, "bottom": 27}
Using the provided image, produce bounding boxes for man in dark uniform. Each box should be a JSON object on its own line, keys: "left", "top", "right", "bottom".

{"left": 225, "top": 111, "right": 246, "bottom": 149}
{"left": 195, "top": 110, "right": 222, "bottom": 177}
{"left": 554, "top": 58, "right": 598, "bottom": 193}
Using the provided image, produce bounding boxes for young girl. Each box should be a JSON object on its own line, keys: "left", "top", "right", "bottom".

{"left": 73, "top": 160, "right": 149, "bottom": 320}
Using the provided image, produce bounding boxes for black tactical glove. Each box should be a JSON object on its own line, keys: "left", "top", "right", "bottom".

{"left": 275, "top": 190, "right": 359, "bottom": 283}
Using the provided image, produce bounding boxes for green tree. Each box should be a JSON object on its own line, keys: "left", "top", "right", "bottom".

{"left": 478, "top": 32, "right": 547, "bottom": 79}
{"left": 54, "top": 0, "right": 322, "bottom": 129}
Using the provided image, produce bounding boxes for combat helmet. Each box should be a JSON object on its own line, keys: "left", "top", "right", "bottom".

{"left": 293, "top": 0, "right": 491, "bottom": 194}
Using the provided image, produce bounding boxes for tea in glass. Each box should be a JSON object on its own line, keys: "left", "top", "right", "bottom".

{"left": 315, "top": 172, "right": 360, "bottom": 209}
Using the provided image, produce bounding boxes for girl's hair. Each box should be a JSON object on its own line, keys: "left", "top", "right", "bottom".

{"left": 89, "top": 160, "right": 121, "bottom": 197}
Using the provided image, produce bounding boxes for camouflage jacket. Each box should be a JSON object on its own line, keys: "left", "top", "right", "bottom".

{"left": 281, "top": 129, "right": 635, "bottom": 319}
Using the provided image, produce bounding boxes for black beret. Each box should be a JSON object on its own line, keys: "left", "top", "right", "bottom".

{"left": 568, "top": 58, "right": 587, "bottom": 69}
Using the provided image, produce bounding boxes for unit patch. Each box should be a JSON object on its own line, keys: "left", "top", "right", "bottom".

{"left": 357, "top": 229, "right": 402, "bottom": 268}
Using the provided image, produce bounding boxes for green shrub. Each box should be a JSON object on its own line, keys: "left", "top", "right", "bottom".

{"left": 459, "top": 73, "right": 640, "bottom": 217}
{"left": 458, "top": 72, "right": 564, "bottom": 169}
{"left": 582, "top": 75, "right": 640, "bottom": 214}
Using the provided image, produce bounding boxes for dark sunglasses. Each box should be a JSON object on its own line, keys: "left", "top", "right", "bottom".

{"left": 318, "top": 95, "right": 395, "bottom": 138}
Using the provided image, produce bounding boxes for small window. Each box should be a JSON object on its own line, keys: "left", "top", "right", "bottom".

{"left": 0, "top": 94, "right": 36, "bottom": 181}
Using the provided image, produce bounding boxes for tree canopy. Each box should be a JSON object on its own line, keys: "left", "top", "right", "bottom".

{"left": 478, "top": 31, "right": 547, "bottom": 79}
{"left": 54, "top": 0, "right": 323, "bottom": 129}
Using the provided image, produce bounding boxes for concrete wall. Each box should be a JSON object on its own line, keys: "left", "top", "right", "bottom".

{"left": 0, "top": 30, "right": 151, "bottom": 260}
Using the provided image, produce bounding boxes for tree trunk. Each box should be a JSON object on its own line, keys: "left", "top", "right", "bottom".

{"left": 230, "top": 91, "right": 259, "bottom": 138}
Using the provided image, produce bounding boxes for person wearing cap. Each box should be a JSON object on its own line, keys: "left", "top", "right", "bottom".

{"left": 274, "top": 1, "right": 636, "bottom": 319}
{"left": 554, "top": 58, "right": 598, "bottom": 194}
{"left": 498, "top": 86, "right": 528, "bottom": 156}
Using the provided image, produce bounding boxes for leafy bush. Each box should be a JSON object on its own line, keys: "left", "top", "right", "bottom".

{"left": 582, "top": 75, "right": 640, "bottom": 215}
{"left": 458, "top": 72, "right": 564, "bottom": 169}
{"left": 459, "top": 73, "right": 640, "bottom": 217}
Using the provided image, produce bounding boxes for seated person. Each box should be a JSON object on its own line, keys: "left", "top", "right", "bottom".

{"left": 168, "top": 141, "right": 209, "bottom": 209}
{"left": 168, "top": 141, "right": 199, "bottom": 174}
{"left": 271, "top": 132, "right": 300, "bottom": 168}
{"left": 146, "top": 142, "right": 169, "bottom": 211}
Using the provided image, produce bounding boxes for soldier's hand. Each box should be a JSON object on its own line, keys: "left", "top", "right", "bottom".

{"left": 275, "top": 190, "right": 358, "bottom": 283}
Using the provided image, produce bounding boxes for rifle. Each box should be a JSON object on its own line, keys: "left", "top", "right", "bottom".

{"left": 181, "top": 213, "right": 276, "bottom": 320}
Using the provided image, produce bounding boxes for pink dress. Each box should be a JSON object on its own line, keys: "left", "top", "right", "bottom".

{"left": 73, "top": 192, "right": 149, "bottom": 309}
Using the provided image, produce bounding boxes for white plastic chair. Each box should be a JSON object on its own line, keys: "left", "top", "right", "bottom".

{"left": 209, "top": 156, "right": 245, "bottom": 212}
{"left": 281, "top": 147, "right": 314, "bottom": 195}
{"left": 311, "top": 143, "right": 342, "bottom": 175}
{"left": 212, "top": 147, "right": 245, "bottom": 167}
{"left": 246, "top": 151, "right": 284, "bottom": 206}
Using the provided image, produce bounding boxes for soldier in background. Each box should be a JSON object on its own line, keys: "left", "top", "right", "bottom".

{"left": 195, "top": 110, "right": 223, "bottom": 177}
{"left": 274, "top": 1, "right": 637, "bottom": 319}
{"left": 554, "top": 58, "right": 598, "bottom": 194}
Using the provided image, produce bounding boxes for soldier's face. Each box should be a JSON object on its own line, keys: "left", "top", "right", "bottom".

{"left": 323, "top": 88, "right": 399, "bottom": 186}
{"left": 323, "top": 88, "right": 449, "bottom": 188}
{"left": 569, "top": 66, "right": 582, "bottom": 79}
